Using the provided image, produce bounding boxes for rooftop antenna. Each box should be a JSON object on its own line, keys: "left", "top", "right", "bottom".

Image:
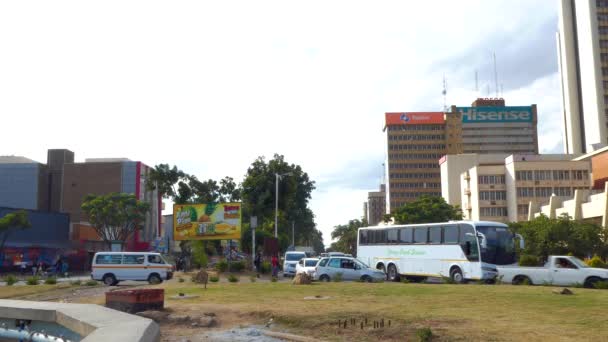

{"left": 442, "top": 74, "right": 447, "bottom": 112}
{"left": 500, "top": 83, "right": 504, "bottom": 98}
{"left": 474, "top": 70, "right": 479, "bottom": 93}
{"left": 493, "top": 52, "right": 499, "bottom": 98}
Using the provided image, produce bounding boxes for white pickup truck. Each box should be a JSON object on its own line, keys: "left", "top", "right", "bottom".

{"left": 498, "top": 255, "right": 608, "bottom": 288}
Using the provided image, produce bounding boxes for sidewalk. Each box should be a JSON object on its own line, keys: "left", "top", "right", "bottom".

{"left": 0, "top": 274, "right": 91, "bottom": 286}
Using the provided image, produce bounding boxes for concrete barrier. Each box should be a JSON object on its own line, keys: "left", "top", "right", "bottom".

{"left": 0, "top": 300, "right": 160, "bottom": 342}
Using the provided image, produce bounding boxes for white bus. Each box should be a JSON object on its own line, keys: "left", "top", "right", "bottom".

{"left": 357, "top": 221, "right": 521, "bottom": 283}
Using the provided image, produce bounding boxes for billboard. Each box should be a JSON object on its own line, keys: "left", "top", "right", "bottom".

{"left": 457, "top": 106, "right": 533, "bottom": 123}
{"left": 385, "top": 112, "right": 445, "bottom": 126}
{"left": 173, "top": 203, "right": 241, "bottom": 241}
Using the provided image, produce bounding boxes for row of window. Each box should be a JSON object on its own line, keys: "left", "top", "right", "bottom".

{"left": 462, "top": 142, "right": 534, "bottom": 146}
{"left": 461, "top": 134, "right": 534, "bottom": 139}
{"left": 359, "top": 224, "right": 476, "bottom": 246}
{"left": 389, "top": 163, "right": 439, "bottom": 169}
{"left": 478, "top": 175, "right": 506, "bottom": 185}
{"left": 391, "top": 182, "right": 441, "bottom": 189}
{"left": 516, "top": 186, "right": 576, "bottom": 198}
{"left": 388, "top": 144, "right": 446, "bottom": 151}
{"left": 388, "top": 134, "right": 445, "bottom": 141}
{"left": 390, "top": 172, "right": 440, "bottom": 179}
{"left": 391, "top": 191, "right": 442, "bottom": 199}
{"left": 463, "top": 127, "right": 533, "bottom": 131}
{"left": 479, "top": 191, "right": 506, "bottom": 201}
{"left": 387, "top": 125, "right": 444, "bottom": 131}
{"left": 518, "top": 204, "right": 529, "bottom": 216}
{"left": 515, "top": 170, "right": 589, "bottom": 181}
{"left": 599, "top": 0, "right": 608, "bottom": 9}
{"left": 388, "top": 153, "right": 443, "bottom": 160}
{"left": 480, "top": 207, "right": 508, "bottom": 217}
{"left": 599, "top": 13, "right": 608, "bottom": 22}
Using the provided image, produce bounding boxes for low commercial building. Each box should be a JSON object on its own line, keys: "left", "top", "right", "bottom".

{"left": 366, "top": 184, "right": 386, "bottom": 225}
{"left": 442, "top": 154, "right": 591, "bottom": 223}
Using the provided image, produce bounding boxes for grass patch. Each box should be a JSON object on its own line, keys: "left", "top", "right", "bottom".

{"left": 3, "top": 275, "right": 18, "bottom": 286}
{"left": 228, "top": 274, "right": 239, "bottom": 283}
{"left": 209, "top": 276, "right": 219, "bottom": 283}
{"left": 0, "top": 285, "right": 60, "bottom": 299}
{"left": 26, "top": 276, "right": 40, "bottom": 285}
{"left": 84, "top": 280, "right": 98, "bottom": 286}
{"left": 159, "top": 281, "right": 608, "bottom": 341}
{"left": 44, "top": 277, "right": 57, "bottom": 285}
{"left": 416, "top": 327, "right": 433, "bottom": 342}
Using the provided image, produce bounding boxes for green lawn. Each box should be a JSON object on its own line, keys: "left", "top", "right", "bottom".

{"left": 161, "top": 280, "right": 608, "bottom": 341}
{"left": 0, "top": 284, "right": 63, "bottom": 299}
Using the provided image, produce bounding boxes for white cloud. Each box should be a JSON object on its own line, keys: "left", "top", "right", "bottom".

{"left": 0, "top": 1, "right": 563, "bottom": 246}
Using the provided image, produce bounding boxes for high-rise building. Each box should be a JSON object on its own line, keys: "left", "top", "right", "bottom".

{"left": 384, "top": 112, "right": 462, "bottom": 212}
{"left": 366, "top": 184, "right": 386, "bottom": 226}
{"left": 557, "top": 0, "right": 608, "bottom": 153}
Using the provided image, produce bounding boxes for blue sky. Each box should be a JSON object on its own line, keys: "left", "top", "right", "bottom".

{"left": 0, "top": 1, "right": 563, "bottom": 246}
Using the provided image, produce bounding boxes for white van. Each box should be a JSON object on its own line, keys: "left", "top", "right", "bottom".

{"left": 91, "top": 252, "right": 174, "bottom": 286}
{"left": 283, "top": 251, "right": 307, "bottom": 277}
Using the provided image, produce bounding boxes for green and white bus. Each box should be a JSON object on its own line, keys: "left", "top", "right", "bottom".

{"left": 357, "top": 221, "right": 521, "bottom": 283}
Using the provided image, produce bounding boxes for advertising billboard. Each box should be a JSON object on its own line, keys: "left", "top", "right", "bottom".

{"left": 457, "top": 106, "right": 533, "bottom": 123}
{"left": 385, "top": 112, "right": 445, "bottom": 126}
{"left": 173, "top": 203, "right": 241, "bottom": 241}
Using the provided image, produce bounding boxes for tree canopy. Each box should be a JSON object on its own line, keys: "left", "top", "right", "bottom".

{"left": 509, "top": 214, "right": 607, "bottom": 260}
{"left": 81, "top": 193, "right": 150, "bottom": 249}
{"left": 0, "top": 210, "right": 31, "bottom": 254}
{"left": 329, "top": 219, "right": 367, "bottom": 256}
{"left": 389, "top": 195, "right": 463, "bottom": 224}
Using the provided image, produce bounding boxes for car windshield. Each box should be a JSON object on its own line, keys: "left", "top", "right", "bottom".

{"left": 286, "top": 253, "right": 306, "bottom": 261}
{"left": 475, "top": 226, "right": 517, "bottom": 265}
{"left": 569, "top": 257, "right": 588, "bottom": 268}
{"left": 305, "top": 260, "right": 318, "bottom": 267}
{"left": 355, "top": 259, "right": 369, "bottom": 269}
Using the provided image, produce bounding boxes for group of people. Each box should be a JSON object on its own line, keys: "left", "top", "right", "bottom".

{"left": 13, "top": 255, "right": 69, "bottom": 277}
{"left": 254, "top": 252, "right": 280, "bottom": 277}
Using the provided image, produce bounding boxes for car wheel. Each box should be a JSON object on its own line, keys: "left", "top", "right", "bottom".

{"left": 450, "top": 267, "right": 464, "bottom": 284}
{"left": 512, "top": 275, "right": 532, "bottom": 286}
{"left": 319, "top": 275, "right": 330, "bottom": 282}
{"left": 103, "top": 274, "right": 117, "bottom": 286}
{"left": 387, "top": 264, "right": 399, "bottom": 282}
{"left": 148, "top": 274, "right": 162, "bottom": 285}
{"left": 584, "top": 276, "right": 601, "bottom": 289}
{"left": 361, "top": 275, "right": 373, "bottom": 283}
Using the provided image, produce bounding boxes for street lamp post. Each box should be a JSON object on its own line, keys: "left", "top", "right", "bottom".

{"left": 274, "top": 172, "right": 291, "bottom": 238}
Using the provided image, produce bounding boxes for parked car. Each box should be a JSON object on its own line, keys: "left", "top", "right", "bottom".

{"left": 283, "top": 251, "right": 307, "bottom": 277}
{"left": 91, "top": 252, "right": 174, "bottom": 286}
{"left": 498, "top": 255, "right": 608, "bottom": 288}
{"left": 314, "top": 256, "right": 385, "bottom": 282}
{"left": 296, "top": 258, "right": 319, "bottom": 277}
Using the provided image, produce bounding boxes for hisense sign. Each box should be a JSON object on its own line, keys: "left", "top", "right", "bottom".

{"left": 457, "top": 106, "right": 533, "bottom": 123}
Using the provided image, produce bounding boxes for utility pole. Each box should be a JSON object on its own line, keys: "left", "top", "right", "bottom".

{"left": 292, "top": 221, "right": 295, "bottom": 247}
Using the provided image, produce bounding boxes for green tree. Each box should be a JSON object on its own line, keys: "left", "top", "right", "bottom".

{"left": 509, "top": 214, "right": 606, "bottom": 260}
{"left": 81, "top": 193, "right": 151, "bottom": 250}
{"left": 390, "top": 195, "right": 463, "bottom": 224}
{"left": 0, "top": 210, "right": 31, "bottom": 255}
{"left": 147, "top": 164, "right": 186, "bottom": 199}
{"left": 191, "top": 240, "right": 208, "bottom": 269}
{"left": 330, "top": 219, "right": 367, "bottom": 256}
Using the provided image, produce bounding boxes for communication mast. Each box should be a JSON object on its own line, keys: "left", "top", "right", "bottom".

{"left": 493, "top": 52, "right": 499, "bottom": 98}
{"left": 442, "top": 74, "right": 448, "bottom": 112}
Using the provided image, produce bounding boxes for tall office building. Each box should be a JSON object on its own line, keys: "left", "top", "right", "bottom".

{"left": 558, "top": 0, "right": 608, "bottom": 153}
{"left": 366, "top": 184, "right": 386, "bottom": 226}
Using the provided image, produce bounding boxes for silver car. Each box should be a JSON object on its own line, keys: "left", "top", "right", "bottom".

{"left": 314, "top": 256, "right": 385, "bottom": 282}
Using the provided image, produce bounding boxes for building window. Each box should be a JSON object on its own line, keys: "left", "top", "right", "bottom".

{"left": 552, "top": 170, "right": 570, "bottom": 181}
{"left": 478, "top": 175, "right": 506, "bottom": 184}
{"left": 604, "top": 67, "right": 608, "bottom": 76}
{"left": 517, "top": 187, "right": 534, "bottom": 197}
{"left": 534, "top": 170, "right": 552, "bottom": 181}
{"left": 516, "top": 170, "right": 533, "bottom": 181}
{"left": 535, "top": 187, "right": 553, "bottom": 197}
{"left": 599, "top": 13, "right": 608, "bottom": 22}
{"left": 479, "top": 191, "right": 507, "bottom": 201}
{"left": 601, "top": 40, "right": 608, "bottom": 48}
{"left": 480, "top": 207, "right": 508, "bottom": 217}
{"left": 572, "top": 170, "right": 589, "bottom": 181}
{"left": 553, "top": 187, "right": 572, "bottom": 197}
{"left": 599, "top": 0, "right": 608, "bottom": 8}
{"left": 601, "top": 26, "right": 608, "bottom": 35}
{"left": 517, "top": 205, "right": 529, "bottom": 216}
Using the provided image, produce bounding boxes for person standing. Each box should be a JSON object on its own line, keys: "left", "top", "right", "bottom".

{"left": 271, "top": 254, "right": 279, "bottom": 278}
{"left": 254, "top": 252, "right": 262, "bottom": 277}
{"left": 61, "top": 260, "right": 69, "bottom": 278}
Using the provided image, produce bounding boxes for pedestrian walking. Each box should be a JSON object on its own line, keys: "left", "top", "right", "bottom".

{"left": 61, "top": 260, "right": 69, "bottom": 278}
{"left": 254, "top": 252, "right": 262, "bottom": 277}
{"left": 271, "top": 254, "right": 279, "bottom": 278}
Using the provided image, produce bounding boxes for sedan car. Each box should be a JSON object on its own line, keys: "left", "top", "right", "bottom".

{"left": 314, "top": 256, "right": 385, "bottom": 282}
{"left": 295, "top": 258, "right": 319, "bottom": 277}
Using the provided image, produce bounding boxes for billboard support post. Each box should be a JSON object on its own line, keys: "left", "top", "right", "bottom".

{"left": 251, "top": 216, "right": 257, "bottom": 271}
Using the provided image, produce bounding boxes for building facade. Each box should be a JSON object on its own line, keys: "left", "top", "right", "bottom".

{"left": 558, "top": 0, "right": 608, "bottom": 153}
{"left": 0, "top": 157, "right": 49, "bottom": 211}
{"left": 384, "top": 112, "right": 461, "bottom": 212}
{"left": 455, "top": 154, "right": 591, "bottom": 223}
{"left": 366, "top": 184, "right": 386, "bottom": 226}
{"left": 454, "top": 98, "right": 538, "bottom": 154}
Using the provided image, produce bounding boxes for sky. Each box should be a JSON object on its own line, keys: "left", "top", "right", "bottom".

{"left": 0, "top": 1, "right": 563, "bottom": 246}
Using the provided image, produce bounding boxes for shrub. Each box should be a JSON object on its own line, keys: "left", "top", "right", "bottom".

{"left": 70, "top": 280, "right": 82, "bottom": 286}
{"left": 519, "top": 254, "right": 540, "bottom": 267}
{"left": 249, "top": 275, "right": 257, "bottom": 283}
{"left": 271, "top": 277, "right": 278, "bottom": 282}
{"left": 593, "top": 280, "right": 608, "bottom": 289}
{"left": 416, "top": 327, "right": 433, "bottom": 342}
{"left": 191, "top": 241, "right": 208, "bottom": 269}
{"left": 585, "top": 255, "right": 607, "bottom": 268}
{"left": 4, "top": 275, "right": 18, "bottom": 286}
{"left": 229, "top": 261, "right": 246, "bottom": 272}
{"left": 400, "top": 277, "right": 410, "bottom": 284}
{"left": 209, "top": 275, "right": 220, "bottom": 283}
{"left": 215, "top": 260, "right": 228, "bottom": 273}
{"left": 84, "top": 280, "right": 98, "bottom": 286}
{"left": 261, "top": 261, "right": 272, "bottom": 274}
{"left": 178, "top": 277, "right": 185, "bottom": 283}
{"left": 333, "top": 272, "right": 343, "bottom": 282}
{"left": 26, "top": 276, "right": 40, "bottom": 285}
{"left": 441, "top": 276, "right": 456, "bottom": 284}
{"left": 44, "top": 277, "right": 57, "bottom": 285}
{"left": 228, "top": 274, "right": 239, "bottom": 283}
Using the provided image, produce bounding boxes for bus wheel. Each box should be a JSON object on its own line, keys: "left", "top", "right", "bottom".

{"left": 387, "top": 264, "right": 399, "bottom": 282}
{"left": 450, "top": 267, "right": 464, "bottom": 284}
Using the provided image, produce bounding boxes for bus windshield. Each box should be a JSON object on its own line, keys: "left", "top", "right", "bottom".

{"left": 476, "top": 226, "right": 516, "bottom": 265}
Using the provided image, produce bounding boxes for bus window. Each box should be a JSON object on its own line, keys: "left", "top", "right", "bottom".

{"left": 429, "top": 227, "right": 442, "bottom": 244}
{"left": 413, "top": 227, "right": 428, "bottom": 244}
{"left": 400, "top": 228, "right": 413, "bottom": 243}
{"left": 360, "top": 230, "right": 368, "bottom": 245}
{"left": 443, "top": 225, "right": 459, "bottom": 244}
{"left": 459, "top": 224, "right": 479, "bottom": 261}
{"left": 377, "top": 230, "right": 387, "bottom": 244}
{"left": 387, "top": 229, "right": 398, "bottom": 243}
